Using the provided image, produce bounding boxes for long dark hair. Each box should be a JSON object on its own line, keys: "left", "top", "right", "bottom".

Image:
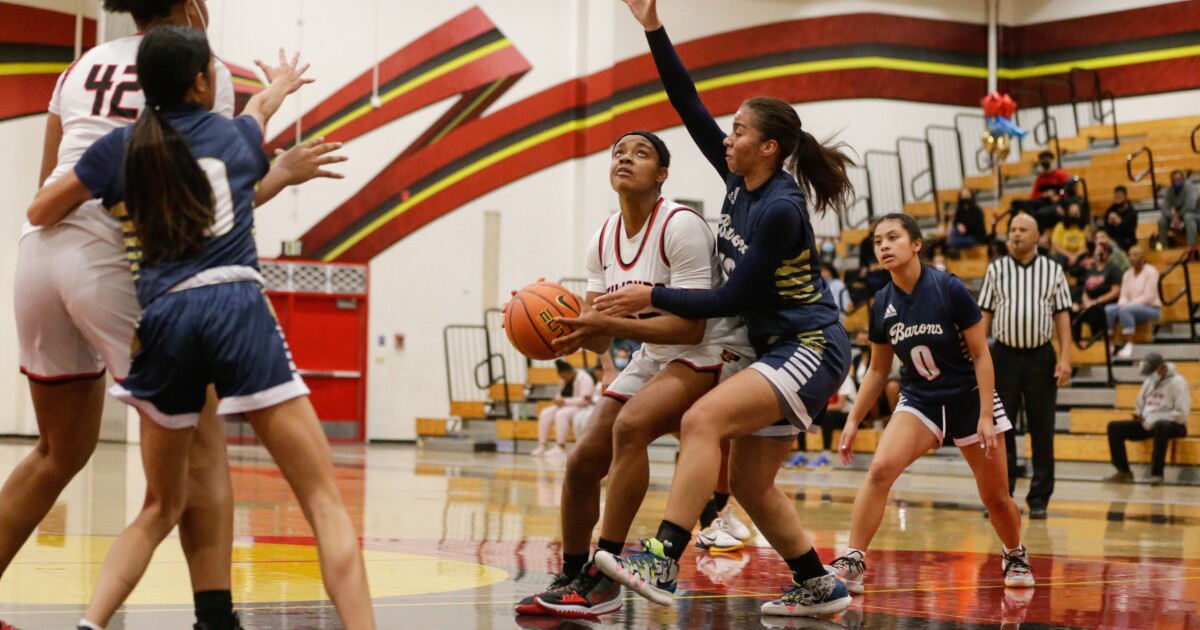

{"left": 126, "top": 25, "right": 214, "bottom": 266}
{"left": 742, "top": 97, "right": 855, "bottom": 216}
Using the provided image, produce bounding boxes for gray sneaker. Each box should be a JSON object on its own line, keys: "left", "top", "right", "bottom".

{"left": 1103, "top": 471, "right": 1134, "bottom": 484}
{"left": 761, "top": 573, "right": 852, "bottom": 617}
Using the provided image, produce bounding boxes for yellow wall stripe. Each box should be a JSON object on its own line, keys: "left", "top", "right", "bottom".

{"left": 429, "top": 77, "right": 508, "bottom": 146}
{"left": 321, "top": 45, "right": 1200, "bottom": 259}
{"left": 0, "top": 62, "right": 70, "bottom": 77}
{"left": 308, "top": 39, "right": 513, "bottom": 142}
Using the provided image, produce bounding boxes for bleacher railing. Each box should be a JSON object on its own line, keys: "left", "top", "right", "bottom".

{"left": 1159, "top": 253, "right": 1199, "bottom": 342}
{"left": 1126, "top": 146, "right": 1159, "bottom": 211}
{"left": 842, "top": 164, "right": 873, "bottom": 230}
{"left": 864, "top": 150, "right": 903, "bottom": 217}
{"left": 1191, "top": 123, "right": 1200, "bottom": 155}
{"left": 1070, "top": 68, "right": 1118, "bottom": 147}
{"left": 1071, "top": 304, "right": 1115, "bottom": 387}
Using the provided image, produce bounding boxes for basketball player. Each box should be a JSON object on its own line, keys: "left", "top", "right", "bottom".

{"left": 589, "top": 0, "right": 855, "bottom": 617}
{"left": 27, "top": 26, "right": 374, "bottom": 630}
{"left": 828, "top": 214, "right": 1034, "bottom": 593}
{"left": 4, "top": 2, "right": 342, "bottom": 628}
{"left": 513, "top": 129, "right": 764, "bottom": 618}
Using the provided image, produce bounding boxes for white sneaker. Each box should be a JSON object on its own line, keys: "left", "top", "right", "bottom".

{"left": 545, "top": 445, "right": 567, "bottom": 458}
{"left": 530, "top": 445, "right": 547, "bottom": 456}
{"left": 1117, "top": 343, "right": 1134, "bottom": 359}
{"left": 718, "top": 505, "right": 751, "bottom": 541}
{"left": 695, "top": 519, "right": 745, "bottom": 552}
{"left": 1002, "top": 545, "right": 1036, "bottom": 588}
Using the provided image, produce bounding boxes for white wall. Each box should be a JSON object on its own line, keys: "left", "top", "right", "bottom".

{"left": 0, "top": 0, "right": 1194, "bottom": 440}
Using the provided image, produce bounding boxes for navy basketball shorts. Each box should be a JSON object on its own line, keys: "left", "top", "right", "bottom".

{"left": 749, "top": 323, "right": 851, "bottom": 434}
{"left": 894, "top": 389, "right": 1012, "bottom": 447}
{"left": 110, "top": 281, "right": 309, "bottom": 429}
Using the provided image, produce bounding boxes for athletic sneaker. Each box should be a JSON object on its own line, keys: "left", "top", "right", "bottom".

{"left": 824, "top": 550, "right": 866, "bottom": 595}
{"left": 695, "top": 549, "right": 748, "bottom": 585}
{"left": 530, "top": 445, "right": 548, "bottom": 457}
{"left": 534, "top": 562, "right": 623, "bottom": 617}
{"left": 719, "top": 505, "right": 751, "bottom": 541}
{"left": 594, "top": 539, "right": 679, "bottom": 606}
{"left": 695, "top": 519, "right": 745, "bottom": 552}
{"left": 806, "top": 453, "right": 835, "bottom": 468}
{"left": 194, "top": 613, "right": 244, "bottom": 630}
{"left": 1002, "top": 545, "right": 1035, "bottom": 588}
{"left": 785, "top": 453, "right": 809, "bottom": 468}
{"left": 761, "top": 573, "right": 852, "bottom": 617}
{"left": 545, "top": 445, "right": 567, "bottom": 459}
{"left": 514, "top": 572, "right": 574, "bottom": 615}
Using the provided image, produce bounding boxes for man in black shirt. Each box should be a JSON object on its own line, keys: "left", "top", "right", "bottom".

{"left": 1103, "top": 185, "right": 1138, "bottom": 251}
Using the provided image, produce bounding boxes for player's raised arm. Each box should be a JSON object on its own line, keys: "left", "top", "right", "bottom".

{"left": 242, "top": 48, "right": 313, "bottom": 132}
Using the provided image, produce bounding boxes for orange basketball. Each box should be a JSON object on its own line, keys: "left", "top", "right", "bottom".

{"left": 504, "top": 281, "right": 582, "bottom": 360}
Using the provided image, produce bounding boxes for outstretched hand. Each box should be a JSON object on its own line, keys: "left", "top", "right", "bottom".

{"left": 273, "top": 137, "right": 347, "bottom": 185}
{"left": 592, "top": 284, "right": 652, "bottom": 318}
{"left": 621, "top": 0, "right": 662, "bottom": 30}
{"left": 255, "top": 48, "right": 314, "bottom": 95}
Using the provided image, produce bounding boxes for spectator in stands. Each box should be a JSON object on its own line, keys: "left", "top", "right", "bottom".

{"left": 1052, "top": 202, "right": 1089, "bottom": 275}
{"left": 1158, "top": 170, "right": 1198, "bottom": 253}
{"left": 1103, "top": 185, "right": 1138, "bottom": 251}
{"left": 1106, "top": 353, "right": 1191, "bottom": 485}
{"left": 1038, "top": 233, "right": 1066, "bottom": 269}
{"left": 948, "top": 187, "right": 988, "bottom": 250}
{"left": 1071, "top": 241, "right": 1122, "bottom": 341}
{"left": 1105, "top": 245, "right": 1161, "bottom": 359}
{"left": 822, "top": 264, "right": 848, "bottom": 322}
{"left": 979, "top": 212, "right": 1073, "bottom": 519}
{"left": 848, "top": 328, "right": 900, "bottom": 420}
{"left": 573, "top": 353, "right": 616, "bottom": 444}
{"left": 851, "top": 228, "right": 890, "bottom": 306}
{"left": 819, "top": 236, "right": 838, "bottom": 268}
{"left": 1033, "top": 186, "right": 1067, "bottom": 234}
{"left": 1094, "top": 230, "right": 1130, "bottom": 273}
{"left": 1031, "top": 150, "right": 1070, "bottom": 200}
{"left": 533, "top": 359, "right": 596, "bottom": 458}
{"left": 931, "top": 253, "right": 948, "bottom": 272}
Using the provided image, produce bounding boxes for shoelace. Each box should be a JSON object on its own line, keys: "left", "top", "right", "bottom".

{"left": 1003, "top": 552, "right": 1032, "bottom": 575}
{"left": 832, "top": 554, "right": 865, "bottom": 574}
{"left": 546, "top": 572, "right": 573, "bottom": 591}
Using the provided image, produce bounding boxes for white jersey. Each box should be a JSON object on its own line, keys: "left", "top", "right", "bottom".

{"left": 26, "top": 33, "right": 235, "bottom": 244}
{"left": 586, "top": 199, "right": 749, "bottom": 363}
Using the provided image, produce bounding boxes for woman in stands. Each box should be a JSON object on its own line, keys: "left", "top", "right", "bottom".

{"left": 589, "top": 0, "right": 855, "bottom": 617}
{"left": 3, "top": 2, "right": 340, "bottom": 628}
{"left": 26, "top": 26, "right": 373, "bottom": 629}
{"left": 828, "top": 213, "right": 1033, "bottom": 595}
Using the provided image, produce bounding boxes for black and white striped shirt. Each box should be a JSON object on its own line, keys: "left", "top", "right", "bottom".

{"left": 978, "top": 255, "right": 1073, "bottom": 349}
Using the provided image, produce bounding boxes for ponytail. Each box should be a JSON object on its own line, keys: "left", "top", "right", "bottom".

{"left": 125, "top": 25, "right": 215, "bottom": 266}
{"left": 125, "top": 105, "right": 214, "bottom": 266}
{"left": 742, "top": 97, "right": 855, "bottom": 216}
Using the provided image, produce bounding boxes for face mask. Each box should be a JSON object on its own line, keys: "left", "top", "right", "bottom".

{"left": 614, "top": 358, "right": 630, "bottom": 370}
{"left": 1040, "top": 161, "right": 1052, "bottom": 171}
{"left": 934, "top": 262, "right": 947, "bottom": 272}
{"left": 821, "top": 242, "right": 834, "bottom": 254}
{"left": 1174, "top": 183, "right": 1184, "bottom": 193}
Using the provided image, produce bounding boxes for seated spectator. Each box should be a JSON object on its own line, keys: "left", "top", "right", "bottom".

{"left": 1031, "top": 150, "right": 1071, "bottom": 200}
{"left": 1052, "top": 202, "right": 1089, "bottom": 274}
{"left": 1105, "top": 246, "right": 1160, "bottom": 358}
{"left": 533, "top": 359, "right": 595, "bottom": 458}
{"left": 1038, "top": 232, "right": 1067, "bottom": 269}
{"left": 822, "top": 264, "right": 848, "bottom": 321}
{"left": 1158, "top": 170, "right": 1198, "bottom": 253}
{"left": 1071, "top": 241, "right": 1122, "bottom": 340}
{"left": 931, "top": 253, "right": 948, "bottom": 272}
{"left": 819, "top": 236, "right": 838, "bottom": 268}
{"left": 1094, "top": 230, "right": 1130, "bottom": 273}
{"left": 572, "top": 354, "right": 615, "bottom": 441}
{"left": 1106, "top": 353, "right": 1191, "bottom": 485}
{"left": 849, "top": 328, "right": 900, "bottom": 420}
{"left": 948, "top": 187, "right": 988, "bottom": 249}
{"left": 1033, "top": 187, "right": 1067, "bottom": 234}
{"left": 1103, "top": 185, "right": 1138, "bottom": 251}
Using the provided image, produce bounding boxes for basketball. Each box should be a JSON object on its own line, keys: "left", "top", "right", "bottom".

{"left": 504, "top": 281, "right": 582, "bottom": 360}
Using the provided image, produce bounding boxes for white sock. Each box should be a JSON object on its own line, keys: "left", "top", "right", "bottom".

{"left": 78, "top": 620, "right": 105, "bottom": 630}
{"left": 844, "top": 548, "right": 865, "bottom": 559}
{"left": 1003, "top": 543, "right": 1024, "bottom": 555}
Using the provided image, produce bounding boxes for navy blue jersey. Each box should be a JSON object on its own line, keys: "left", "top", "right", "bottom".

{"left": 869, "top": 267, "right": 982, "bottom": 402}
{"left": 75, "top": 103, "right": 270, "bottom": 307}
{"left": 643, "top": 27, "right": 838, "bottom": 347}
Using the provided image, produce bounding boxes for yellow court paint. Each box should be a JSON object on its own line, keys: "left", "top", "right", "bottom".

{"left": 0, "top": 536, "right": 508, "bottom": 605}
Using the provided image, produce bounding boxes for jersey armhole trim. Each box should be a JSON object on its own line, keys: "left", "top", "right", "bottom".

{"left": 598, "top": 216, "right": 613, "bottom": 267}
{"left": 657, "top": 206, "right": 703, "bottom": 267}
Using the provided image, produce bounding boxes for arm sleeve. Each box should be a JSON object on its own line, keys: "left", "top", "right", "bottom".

{"left": 947, "top": 275, "right": 983, "bottom": 331}
{"left": 662, "top": 211, "right": 716, "bottom": 290}
{"left": 1142, "top": 267, "right": 1162, "bottom": 306}
{"left": 650, "top": 199, "right": 800, "bottom": 319}
{"left": 73, "top": 131, "right": 122, "bottom": 199}
{"left": 645, "top": 27, "right": 728, "bottom": 177}
{"left": 1118, "top": 270, "right": 1134, "bottom": 305}
{"left": 585, "top": 223, "right": 607, "bottom": 295}
{"left": 1050, "top": 264, "right": 1073, "bottom": 313}
{"left": 1186, "top": 184, "right": 1198, "bottom": 214}
{"left": 563, "top": 370, "right": 595, "bottom": 406}
{"left": 233, "top": 116, "right": 272, "bottom": 180}
{"left": 977, "top": 263, "right": 998, "bottom": 312}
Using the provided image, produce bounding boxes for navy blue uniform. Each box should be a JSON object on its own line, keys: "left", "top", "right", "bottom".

{"left": 75, "top": 103, "right": 308, "bottom": 428}
{"left": 641, "top": 27, "right": 849, "bottom": 431}
{"left": 869, "top": 267, "right": 1010, "bottom": 446}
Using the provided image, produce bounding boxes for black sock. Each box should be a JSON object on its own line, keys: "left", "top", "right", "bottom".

{"left": 654, "top": 520, "right": 691, "bottom": 561}
{"left": 562, "top": 552, "right": 589, "bottom": 578}
{"left": 785, "top": 548, "right": 827, "bottom": 584}
{"left": 711, "top": 492, "right": 730, "bottom": 512}
{"left": 194, "top": 590, "right": 233, "bottom": 630}
{"left": 596, "top": 537, "right": 624, "bottom": 557}
{"left": 699, "top": 492, "right": 731, "bottom": 528}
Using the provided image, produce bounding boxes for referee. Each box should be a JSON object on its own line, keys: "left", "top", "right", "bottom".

{"left": 978, "top": 213, "right": 1073, "bottom": 520}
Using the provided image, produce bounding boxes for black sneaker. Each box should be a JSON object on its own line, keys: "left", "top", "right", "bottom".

{"left": 535, "top": 562, "right": 623, "bottom": 617}
{"left": 515, "top": 572, "right": 574, "bottom": 616}
{"left": 194, "top": 612, "right": 244, "bottom": 630}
